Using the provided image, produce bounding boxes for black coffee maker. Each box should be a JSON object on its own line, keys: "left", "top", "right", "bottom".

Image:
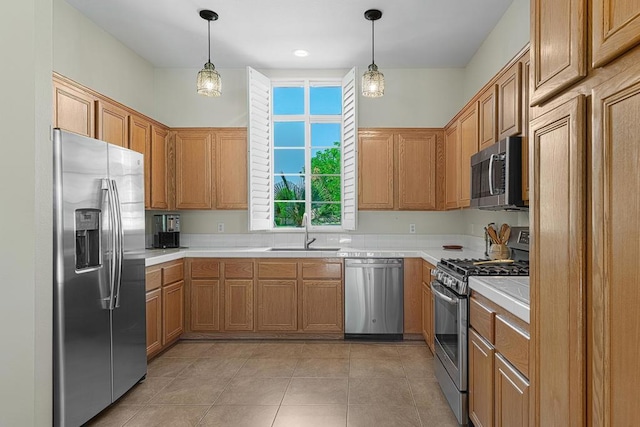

{"left": 153, "top": 214, "right": 180, "bottom": 248}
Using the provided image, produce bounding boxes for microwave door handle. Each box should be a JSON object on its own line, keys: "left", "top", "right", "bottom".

{"left": 488, "top": 153, "right": 498, "bottom": 196}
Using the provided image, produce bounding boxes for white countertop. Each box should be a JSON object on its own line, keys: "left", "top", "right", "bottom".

{"left": 143, "top": 246, "right": 486, "bottom": 267}
{"left": 469, "top": 276, "right": 530, "bottom": 323}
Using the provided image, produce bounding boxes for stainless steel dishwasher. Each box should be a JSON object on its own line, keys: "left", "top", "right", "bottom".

{"left": 344, "top": 258, "right": 404, "bottom": 340}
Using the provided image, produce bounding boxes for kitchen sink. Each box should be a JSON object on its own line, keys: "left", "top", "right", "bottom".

{"left": 268, "top": 247, "right": 341, "bottom": 251}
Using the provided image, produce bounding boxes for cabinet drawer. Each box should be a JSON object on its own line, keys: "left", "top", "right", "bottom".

{"left": 190, "top": 259, "right": 220, "bottom": 279}
{"left": 495, "top": 314, "right": 530, "bottom": 378}
{"left": 145, "top": 267, "right": 162, "bottom": 292}
{"left": 258, "top": 261, "right": 298, "bottom": 279}
{"left": 302, "top": 261, "right": 342, "bottom": 279}
{"left": 470, "top": 297, "right": 496, "bottom": 344}
{"left": 162, "top": 261, "right": 184, "bottom": 285}
{"left": 224, "top": 261, "right": 254, "bottom": 278}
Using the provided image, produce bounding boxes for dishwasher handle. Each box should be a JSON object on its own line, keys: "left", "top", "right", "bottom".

{"left": 345, "top": 258, "right": 403, "bottom": 269}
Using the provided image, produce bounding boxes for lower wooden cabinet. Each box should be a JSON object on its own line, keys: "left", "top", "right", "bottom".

{"left": 256, "top": 280, "right": 298, "bottom": 331}
{"left": 190, "top": 279, "right": 221, "bottom": 331}
{"left": 421, "top": 282, "right": 433, "bottom": 350}
{"left": 495, "top": 353, "right": 529, "bottom": 427}
{"left": 301, "top": 280, "right": 343, "bottom": 332}
{"left": 145, "top": 288, "right": 162, "bottom": 357}
{"left": 224, "top": 279, "right": 253, "bottom": 331}
{"left": 162, "top": 280, "right": 184, "bottom": 345}
{"left": 469, "top": 328, "right": 495, "bottom": 427}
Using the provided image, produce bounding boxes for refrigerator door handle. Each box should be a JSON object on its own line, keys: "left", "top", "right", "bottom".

{"left": 104, "top": 179, "right": 118, "bottom": 310}
{"left": 111, "top": 179, "right": 124, "bottom": 308}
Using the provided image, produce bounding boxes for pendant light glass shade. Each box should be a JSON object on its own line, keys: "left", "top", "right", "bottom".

{"left": 362, "top": 9, "right": 384, "bottom": 98}
{"left": 197, "top": 10, "right": 221, "bottom": 97}
{"left": 362, "top": 63, "right": 384, "bottom": 98}
{"left": 197, "top": 62, "right": 222, "bottom": 97}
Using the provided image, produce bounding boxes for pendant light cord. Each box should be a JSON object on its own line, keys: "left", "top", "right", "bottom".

{"left": 207, "top": 19, "right": 211, "bottom": 63}
{"left": 371, "top": 19, "right": 375, "bottom": 65}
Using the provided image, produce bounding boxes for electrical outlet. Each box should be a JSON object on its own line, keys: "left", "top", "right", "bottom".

{"left": 409, "top": 223, "right": 416, "bottom": 234}
{"left": 217, "top": 223, "right": 225, "bottom": 233}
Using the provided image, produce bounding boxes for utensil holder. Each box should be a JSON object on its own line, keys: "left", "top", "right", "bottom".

{"left": 489, "top": 244, "right": 510, "bottom": 260}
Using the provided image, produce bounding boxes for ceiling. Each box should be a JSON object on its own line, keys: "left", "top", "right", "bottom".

{"left": 64, "top": 0, "right": 515, "bottom": 69}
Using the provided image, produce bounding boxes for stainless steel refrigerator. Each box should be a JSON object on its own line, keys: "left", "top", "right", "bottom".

{"left": 53, "top": 129, "right": 146, "bottom": 426}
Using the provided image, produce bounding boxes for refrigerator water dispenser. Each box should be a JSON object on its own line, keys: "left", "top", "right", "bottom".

{"left": 75, "top": 209, "right": 101, "bottom": 270}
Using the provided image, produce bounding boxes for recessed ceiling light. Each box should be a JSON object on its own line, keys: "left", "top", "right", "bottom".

{"left": 293, "top": 49, "right": 309, "bottom": 57}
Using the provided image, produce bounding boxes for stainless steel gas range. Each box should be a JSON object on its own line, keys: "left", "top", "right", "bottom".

{"left": 431, "top": 227, "right": 529, "bottom": 426}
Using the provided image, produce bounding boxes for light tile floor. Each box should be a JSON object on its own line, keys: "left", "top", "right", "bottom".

{"left": 86, "top": 341, "right": 459, "bottom": 427}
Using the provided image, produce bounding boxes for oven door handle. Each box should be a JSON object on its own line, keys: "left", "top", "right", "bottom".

{"left": 431, "top": 283, "right": 457, "bottom": 305}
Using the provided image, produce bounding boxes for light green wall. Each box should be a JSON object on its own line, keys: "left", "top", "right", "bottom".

{"left": 53, "top": 0, "right": 156, "bottom": 119}
{"left": 0, "top": 0, "right": 53, "bottom": 425}
{"left": 462, "top": 0, "right": 530, "bottom": 101}
{"left": 153, "top": 67, "right": 466, "bottom": 128}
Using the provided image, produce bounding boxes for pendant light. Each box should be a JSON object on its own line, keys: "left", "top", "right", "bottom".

{"left": 362, "top": 9, "right": 384, "bottom": 98}
{"left": 196, "top": 10, "right": 222, "bottom": 97}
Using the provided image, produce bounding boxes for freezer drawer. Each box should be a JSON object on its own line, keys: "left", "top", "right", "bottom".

{"left": 344, "top": 258, "right": 404, "bottom": 338}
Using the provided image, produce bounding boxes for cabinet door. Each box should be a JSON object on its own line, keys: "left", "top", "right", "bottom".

{"left": 175, "top": 130, "right": 214, "bottom": 209}
{"left": 190, "top": 279, "right": 221, "bottom": 331}
{"left": 358, "top": 130, "right": 394, "bottom": 209}
{"left": 530, "top": 0, "right": 586, "bottom": 104}
{"left": 521, "top": 51, "right": 531, "bottom": 204}
{"left": 145, "top": 289, "right": 162, "bottom": 358}
{"left": 421, "top": 282, "right": 432, "bottom": 347}
{"left": 256, "top": 280, "right": 297, "bottom": 331}
{"left": 216, "top": 130, "right": 248, "bottom": 209}
{"left": 162, "top": 280, "right": 184, "bottom": 345}
{"left": 129, "top": 114, "right": 151, "bottom": 209}
{"left": 150, "top": 125, "right": 169, "bottom": 209}
{"left": 529, "top": 96, "right": 585, "bottom": 427}
{"left": 495, "top": 354, "right": 529, "bottom": 427}
{"left": 397, "top": 131, "right": 438, "bottom": 210}
{"left": 301, "top": 280, "right": 343, "bottom": 332}
{"left": 458, "top": 103, "right": 479, "bottom": 208}
{"left": 592, "top": 0, "right": 640, "bottom": 67}
{"left": 591, "top": 69, "right": 640, "bottom": 426}
{"left": 469, "top": 328, "right": 495, "bottom": 427}
{"left": 444, "top": 124, "right": 459, "bottom": 210}
{"left": 479, "top": 87, "right": 498, "bottom": 150}
{"left": 497, "top": 62, "right": 522, "bottom": 140}
{"left": 52, "top": 78, "right": 95, "bottom": 137}
{"left": 224, "top": 279, "right": 254, "bottom": 331}
{"left": 403, "top": 258, "right": 422, "bottom": 334}
{"left": 96, "top": 100, "right": 129, "bottom": 148}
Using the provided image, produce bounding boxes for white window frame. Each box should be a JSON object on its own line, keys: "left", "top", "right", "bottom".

{"left": 247, "top": 67, "right": 357, "bottom": 231}
{"left": 271, "top": 79, "right": 343, "bottom": 231}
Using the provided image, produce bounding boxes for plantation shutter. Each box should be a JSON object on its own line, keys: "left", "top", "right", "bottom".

{"left": 341, "top": 67, "right": 358, "bottom": 230}
{"left": 247, "top": 67, "right": 272, "bottom": 231}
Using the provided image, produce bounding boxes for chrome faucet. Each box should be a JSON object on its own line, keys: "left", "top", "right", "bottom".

{"left": 302, "top": 212, "right": 316, "bottom": 249}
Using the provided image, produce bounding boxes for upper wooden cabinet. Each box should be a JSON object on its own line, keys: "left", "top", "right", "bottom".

{"left": 359, "top": 129, "right": 442, "bottom": 211}
{"left": 129, "top": 114, "right": 152, "bottom": 209}
{"left": 53, "top": 77, "right": 95, "bottom": 138}
{"left": 215, "top": 130, "right": 248, "bottom": 209}
{"left": 592, "top": 0, "right": 640, "bottom": 67}
{"left": 174, "top": 129, "right": 215, "bottom": 209}
{"left": 497, "top": 62, "right": 522, "bottom": 140}
{"left": 358, "top": 130, "right": 394, "bottom": 209}
{"left": 529, "top": 96, "right": 586, "bottom": 427}
{"left": 444, "top": 123, "right": 459, "bottom": 210}
{"left": 479, "top": 86, "right": 498, "bottom": 150}
{"left": 150, "top": 125, "right": 170, "bottom": 210}
{"left": 458, "top": 103, "right": 479, "bottom": 208}
{"left": 96, "top": 100, "right": 129, "bottom": 148}
{"left": 530, "top": 0, "right": 587, "bottom": 105}
{"left": 521, "top": 51, "right": 531, "bottom": 204}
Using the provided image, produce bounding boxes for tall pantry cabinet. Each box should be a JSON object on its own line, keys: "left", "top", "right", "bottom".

{"left": 529, "top": 0, "right": 640, "bottom": 424}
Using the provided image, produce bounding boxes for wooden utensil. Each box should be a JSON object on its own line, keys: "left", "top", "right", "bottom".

{"left": 487, "top": 225, "right": 500, "bottom": 244}
{"left": 501, "top": 226, "right": 511, "bottom": 244}
{"left": 473, "top": 259, "right": 514, "bottom": 265}
{"left": 499, "top": 224, "right": 511, "bottom": 244}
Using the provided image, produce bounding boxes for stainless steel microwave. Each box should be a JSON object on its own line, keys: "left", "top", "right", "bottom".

{"left": 470, "top": 136, "right": 527, "bottom": 211}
